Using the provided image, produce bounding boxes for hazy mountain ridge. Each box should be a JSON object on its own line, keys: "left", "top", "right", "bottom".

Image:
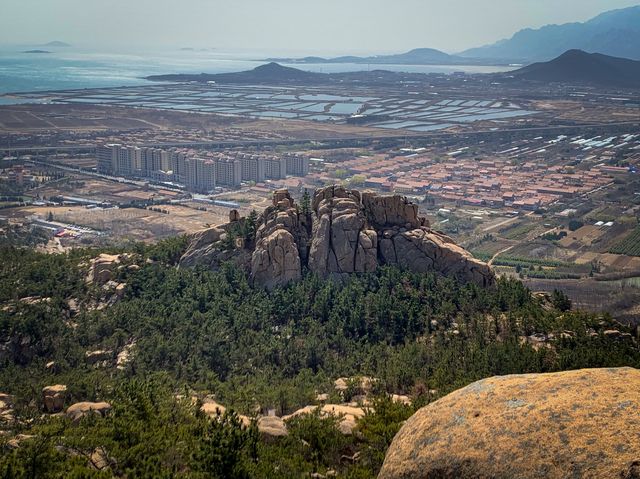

{"left": 509, "top": 49, "right": 640, "bottom": 88}
{"left": 461, "top": 5, "right": 640, "bottom": 61}
{"left": 42, "top": 41, "right": 71, "bottom": 47}
{"left": 265, "top": 47, "right": 503, "bottom": 66}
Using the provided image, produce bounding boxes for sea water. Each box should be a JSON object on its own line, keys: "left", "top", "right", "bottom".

{"left": 0, "top": 46, "right": 516, "bottom": 99}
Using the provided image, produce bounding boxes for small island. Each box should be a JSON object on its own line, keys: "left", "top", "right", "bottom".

{"left": 22, "top": 50, "right": 52, "bottom": 54}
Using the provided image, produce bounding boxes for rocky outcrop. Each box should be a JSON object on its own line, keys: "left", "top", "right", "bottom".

{"left": 250, "top": 189, "right": 309, "bottom": 290}
{"left": 379, "top": 367, "right": 640, "bottom": 479}
{"left": 86, "top": 254, "right": 122, "bottom": 285}
{"left": 66, "top": 401, "right": 112, "bottom": 422}
{"left": 181, "top": 186, "right": 493, "bottom": 289}
{"left": 283, "top": 404, "right": 367, "bottom": 435}
{"left": 85, "top": 349, "right": 112, "bottom": 365}
{"left": 42, "top": 384, "right": 67, "bottom": 413}
{"left": 379, "top": 227, "right": 493, "bottom": 287}
{"left": 257, "top": 416, "right": 289, "bottom": 439}
{"left": 179, "top": 227, "right": 227, "bottom": 268}
{"left": 308, "top": 187, "right": 378, "bottom": 277}
{"left": 0, "top": 393, "right": 13, "bottom": 425}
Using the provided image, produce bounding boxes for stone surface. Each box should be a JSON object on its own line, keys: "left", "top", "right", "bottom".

{"left": 379, "top": 367, "right": 640, "bottom": 479}
{"left": 200, "top": 400, "right": 227, "bottom": 417}
{"left": 181, "top": 186, "right": 493, "bottom": 289}
{"left": 42, "top": 384, "right": 67, "bottom": 413}
{"left": 86, "top": 254, "right": 122, "bottom": 285}
{"left": 308, "top": 186, "right": 378, "bottom": 277}
{"left": 257, "top": 416, "right": 288, "bottom": 438}
{"left": 66, "top": 401, "right": 112, "bottom": 422}
{"left": 250, "top": 190, "right": 306, "bottom": 290}
{"left": 85, "top": 349, "right": 112, "bottom": 365}
{"left": 283, "top": 404, "right": 367, "bottom": 435}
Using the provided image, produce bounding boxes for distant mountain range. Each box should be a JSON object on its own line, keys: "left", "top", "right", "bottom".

{"left": 263, "top": 5, "right": 640, "bottom": 66}
{"left": 147, "top": 51, "right": 640, "bottom": 89}
{"left": 42, "top": 41, "right": 71, "bottom": 48}
{"left": 265, "top": 48, "right": 497, "bottom": 66}
{"left": 509, "top": 49, "right": 640, "bottom": 88}
{"left": 461, "top": 5, "right": 640, "bottom": 62}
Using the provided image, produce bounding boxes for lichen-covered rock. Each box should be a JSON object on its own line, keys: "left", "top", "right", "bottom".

{"left": 66, "top": 401, "right": 112, "bottom": 422}
{"left": 379, "top": 367, "right": 640, "bottom": 479}
{"left": 42, "top": 384, "right": 67, "bottom": 413}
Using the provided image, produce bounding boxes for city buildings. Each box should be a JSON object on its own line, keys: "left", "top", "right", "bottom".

{"left": 96, "top": 143, "right": 310, "bottom": 193}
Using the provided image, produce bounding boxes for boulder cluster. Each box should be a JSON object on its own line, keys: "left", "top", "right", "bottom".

{"left": 41, "top": 384, "right": 112, "bottom": 422}
{"left": 199, "top": 375, "right": 409, "bottom": 439}
{"left": 181, "top": 186, "right": 494, "bottom": 289}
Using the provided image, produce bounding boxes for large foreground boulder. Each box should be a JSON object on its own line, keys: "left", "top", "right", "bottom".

{"left": 379, "top": 367, "right": 640, "bottom": 479}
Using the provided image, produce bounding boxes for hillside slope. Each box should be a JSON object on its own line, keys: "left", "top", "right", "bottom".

{"left": 510, "top": 49, "right": 640, "bottom": 88}
{"left": 461, "top": 5, "right": 640, "bottom": 61}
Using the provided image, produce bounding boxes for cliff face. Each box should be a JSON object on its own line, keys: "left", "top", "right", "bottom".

{"left": 180, "top": 186, "right": 494, "bottom": 290}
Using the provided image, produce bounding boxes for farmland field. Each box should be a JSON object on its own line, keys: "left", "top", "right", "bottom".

{"left": 609, "top": 227, "right": 640, "bottom": 257}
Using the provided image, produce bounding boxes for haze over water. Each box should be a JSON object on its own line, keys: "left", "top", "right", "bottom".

{"left": 0, "top": 46, "right": 515, "bottom": 98}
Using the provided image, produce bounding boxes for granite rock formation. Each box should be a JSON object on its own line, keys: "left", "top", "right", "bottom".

{"left": 180, "top": 186, "right": 493, "bottom": 289}
{"left": 379, "top": 367, "right": 640, "bottom": 479}
{"left": 42, "top": 384, "right": 67, "bottom": 413}
{"left": 250, "top": 190, "right": 307, "bottom": 290}
{"left": 66, "top": 401, "right": 112, "bottom": 422}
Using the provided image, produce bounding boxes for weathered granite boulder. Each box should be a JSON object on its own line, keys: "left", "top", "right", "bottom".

{"left": 308, "top": 186, "right": 377, "bottom": 277}
{"left": 250, "top": 190, "right": 305, "bottom": 290}
{"left": 257, "top": 416, "right": 288, "bottom": 438}
{"left": 361, "top": 191, "right": 423, "bottom": 229}
{"left": 42, "top": 384, "right": 67, "bottom": 413}
{"left": 66, "top": 401, "right": 112, "bottom": 422}
{"left": 379, "top": 227, "right": 494, "bottom": 287}
{"left": 179, "top": 227, "right": 226, "bottom": 268}
{"left": 179, "top": 226, "right": 252, "bottom": 271}
{"left": 86, "top": 254, "right": 122, "bottom": 285}
{"left": 379, "top": 367, "right": 640, "bottom": 479}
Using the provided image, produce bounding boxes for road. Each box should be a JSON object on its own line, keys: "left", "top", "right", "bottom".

{"left": 3, "top": 120, "right": 638, "bottom": 155}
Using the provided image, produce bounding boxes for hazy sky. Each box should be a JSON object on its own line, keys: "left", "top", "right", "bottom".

{"left": 2, "top": 0, "right": 638, "bottom": 54}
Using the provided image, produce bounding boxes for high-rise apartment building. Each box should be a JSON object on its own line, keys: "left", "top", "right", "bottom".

{"left": 241, "top": 155, "right": 266, "bottom": 182}
{"left": 285, "top": 154, "right": 310, "bottom": 177}
{"left": 216, "top": 157, "right": 242, "bottom": 186}
{"left": 264, "top": 156, "right": 287, "bottom": 180}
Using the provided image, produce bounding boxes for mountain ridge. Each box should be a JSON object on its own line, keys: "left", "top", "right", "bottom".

{"left": 509, "top": 49, "right": 640, "bottom": 88}
{"left": 461, "top": 5, "right": 640, "bottom": 61}
{"left": 264, "top": 47, "right": 504, "bottom": 66}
